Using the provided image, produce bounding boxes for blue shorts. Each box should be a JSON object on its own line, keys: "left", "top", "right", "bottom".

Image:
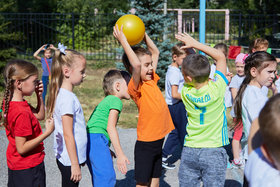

{"left": 87, "top": 133, "right": 116, "bottom": 187}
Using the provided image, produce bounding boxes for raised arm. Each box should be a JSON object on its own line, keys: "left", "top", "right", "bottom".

{"left": 33, "top": 44, "right": 46, "bottom": 61}
{"left": 113, "top": 25, "right": 141, "bottom": 89}
{"left": 107, "top": 109, "right": 130, "bottom": 174}
{"left": 30, "top": 80, "right": 45, "bottom": 120}
{"left": 143, "top": 33, "right": 160, "bottom": 71}
{"left": 175, "top": 33, "right": 227, "bottom": 76}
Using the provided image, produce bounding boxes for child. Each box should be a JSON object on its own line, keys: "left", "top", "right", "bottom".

{"left": 249, "top": 38, "right": 269, "bottom": 53}
{"left": 209, "top": 43, "right": 233, "bottom": 108}
{"left": 229, "top": 53, "right": 248, "bottom": 168}
{"left": 86, "top": 69, "right": 131, "bottom": 186}
{"left": 1, "top": 59, "right": 54, "bottom": 187}
{"left": 233, "top": 51, "right": 277, "bottom": 185}
{"left": 113, "top": 26, "right": 174, "bottom": 187}
{"left": 162, "top": 43, "right": 192, "bottom": 170}
{"left": 46, "top": 44, "right": 87, "bottom": 187}
{"left": 245, "top": 94, "right": 280, "bottom": 187}
{"left": 176, "top": 33, "right": 229, "bottom": 186}
{"left": 33, "top": 44, "right": 56, "bottom": 105}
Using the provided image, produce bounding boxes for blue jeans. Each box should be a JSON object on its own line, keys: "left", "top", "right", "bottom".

{"left": 41, "top": 76, "right": 49, "bottom": 105}
{"left": 179, "top": 146, "right": 227, "bottom": 187}
{"left": 87, "top": 133, "right": 116, "bottom": 187}
{"left": 162, "top": 101, "right": 187, "bottom": 158}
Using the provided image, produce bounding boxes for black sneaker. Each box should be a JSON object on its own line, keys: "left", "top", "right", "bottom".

{"left": 162, "top": 160, "right": 176, "bottom": 170}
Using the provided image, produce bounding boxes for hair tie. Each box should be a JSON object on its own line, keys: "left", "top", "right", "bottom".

{"left": 0, "top": 109, "right": 2, "bottom": 113}
{"left": 58, "top": 43, "right": 67, "bottom": 55}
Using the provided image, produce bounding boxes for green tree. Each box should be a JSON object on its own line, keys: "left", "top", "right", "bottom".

{"left": 0, "top": 0, "right": 22, "bottom": 86}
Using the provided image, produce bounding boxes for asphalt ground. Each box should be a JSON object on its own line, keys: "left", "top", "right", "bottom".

{"left": 0, "top": 128, "right": 243, "bottom": 187}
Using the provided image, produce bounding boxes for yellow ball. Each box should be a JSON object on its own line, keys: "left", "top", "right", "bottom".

{"left": 116, "top": 14, "right": 145, "bottom": 46}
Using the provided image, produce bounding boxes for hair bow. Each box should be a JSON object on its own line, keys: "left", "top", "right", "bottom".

{"left": 58, "top": 43, "right": 67, "bottom": 55}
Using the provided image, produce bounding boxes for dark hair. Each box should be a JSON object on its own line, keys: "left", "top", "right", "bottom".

{"left": 214, "top": 43, "right": 228, "bottom": 57}
{"left": 181, "top": 54, "right": 210, "bottom": 83}
{"left": 103, "top": 69, "right": 126, "bottom": 96}
{"left": 234, "top": 51, "right": 276, "bottom": 125}
{"left": 122, "top": 46, "right": 152, "bottom": 74}
{"left": 259, "top": 94, "right": 280, "bottom": 164}
{"left": 120, "top": 70, "right": 131, "bottom": 85}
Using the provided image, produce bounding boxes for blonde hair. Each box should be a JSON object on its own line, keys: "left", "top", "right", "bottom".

{"left": 172, "top": 43, "right": 187, "bottom": 58}
{"left": 249, "top": 38, "right": 269, "bottom": 53}
{"left": 46, "top": 49, "right": 85, "bottom": 118}
{"left": 1, "top": 59, "right": 38, "bottom": 127}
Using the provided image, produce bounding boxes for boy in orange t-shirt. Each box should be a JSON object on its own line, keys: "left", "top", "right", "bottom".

{"left": 113, "top": 26, "right": 174, "bottom": 187}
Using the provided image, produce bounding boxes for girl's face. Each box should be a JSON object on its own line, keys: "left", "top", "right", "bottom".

{"left": 69, "top": 57, "right": 86, "bottom": 86}
{"left": 21, "top": 75, "right": 38, "bottom": 96}
{"left": 173, "top": 54, "right": 186, "bottom": 67}
{"left": 235, "top": 62, "right": 245, "bottom": 76}
{"left": 254, "top": 61, "right": 277, "bottom": 87}
{"left": 44, "top": 49, "right": 52, "bottom": 59}
{"left": 139, "top": 54, "right": 153, "bottom": 81}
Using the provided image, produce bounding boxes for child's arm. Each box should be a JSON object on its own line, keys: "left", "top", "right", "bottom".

{"left": 107, "top": 109, "right": 130, "bottom": 174}
{"left": 30, "top": 80, "right": 45, "bottom": 120}
{"left": 248, "top": 118, "right": 262, "bottom": 154}
{"left": 33, "top": 44, "right": 46, "bottom": 61}
{"left": 113, "top": 25, "right": 141, "bottom": 89}
{"left": 175, "top": 33, "right": 227, "bottom": 76}
{"left": 171, "top": 85, "right": 181, "bottom": 100}
{"left": 230, "top": 88, "right": 238, "bottom": 100}
{"left": 62, "top": 114, "right": 82, "bottom": 183}
{"left": 143, "top": 33, "right": 160, "bottom": 71}
{"left": 15, "top": 117, "right": 54, "bottom": 155}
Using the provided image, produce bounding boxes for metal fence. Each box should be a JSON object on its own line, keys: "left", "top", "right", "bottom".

{"left": 1, "top": 12, "right": 280, "bottom": 60}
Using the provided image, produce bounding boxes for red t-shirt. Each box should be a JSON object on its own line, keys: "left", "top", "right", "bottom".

{"left": 5, "top": 101, "right": 45, "bottom": 170}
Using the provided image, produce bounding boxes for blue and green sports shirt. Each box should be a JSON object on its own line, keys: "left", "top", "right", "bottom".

{"left": 181, "top": 71, "right": 229, "bottom": 148}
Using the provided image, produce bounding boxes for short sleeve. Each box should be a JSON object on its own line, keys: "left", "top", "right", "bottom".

{"left": 212, "top": 71, "right": 228, "bottom": 96}
{"left": 59, "top": 94, "right": 76, "bottom": 116}
{"left": 229, "top": 76, "right": 239, "bottom": 89}
{"left": 14, "top": 112, "right": 33, "bottom": 137}
{"left": 108, "top": 96, "right": 123, "bottom": 113}
{"left": 169, "top": 71, "right": 181, "bottom": 86}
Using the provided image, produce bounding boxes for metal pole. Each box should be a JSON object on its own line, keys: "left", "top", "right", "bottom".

{"left": 199, "top": 0, "right": 206, "bottom": 55}
{"left": 163, "top": 0, "right": 167, "bottom": 40}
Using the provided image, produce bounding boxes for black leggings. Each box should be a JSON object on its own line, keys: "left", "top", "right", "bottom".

{"left": 56, "top": 159, "right": 79, "bottom": 187}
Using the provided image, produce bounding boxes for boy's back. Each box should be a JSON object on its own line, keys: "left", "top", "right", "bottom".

{"left": 181, "top": 71, "right": 229, "bottom": 147}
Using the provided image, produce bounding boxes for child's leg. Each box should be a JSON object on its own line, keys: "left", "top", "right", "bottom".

{"left": 162, "top": 129, "right": 179, "bottom": 158}
{"left": 87, "top": 133, "right": 116, "bottom": 187}
{"left": 200, "top": 147, "right": 227, "bottom": 187}
{"left": 135, "top": 139, "right": 164, "bottom": 186}
{"left": 232, "top": 119, "right": 243, "bottom": 163}
{"left": 56, "top": 159, "right": 79, "bottom": 187}
{"left": 173, "top": 101, "right": 188, "bottom": 146}
{"left": 41, "top": 75, "right": 49, "bottom": 104}
{"left": 8, "top": 161, "right": 46, "bottom": 187}
{"left": 178, "top": 147, "right": 201, "bottom": 187}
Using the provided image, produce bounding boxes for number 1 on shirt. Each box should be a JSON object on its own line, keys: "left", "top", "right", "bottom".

{"left": 195, "top": 106, "right": 206, "bottom": 125}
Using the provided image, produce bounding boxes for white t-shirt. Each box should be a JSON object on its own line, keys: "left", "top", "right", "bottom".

{"left": 209, "top": 64, "right": 232, "bottom": 107}
{"left": 53, "top": 88, "right": 87, "bottom": 166}
{"left": 229, "top": 75, "right": 245, "bottom": 117}
{"left": 275, "top": 78, "right": 280, "bottom": 93}
{"left": 245, "top": 147, "right": 280, "bottom": 187}
{"left": 165, "top": 65, "right": 185, "bottom": 105}
{"left": 242, "top": 85, "right": 268, "bottom": 159}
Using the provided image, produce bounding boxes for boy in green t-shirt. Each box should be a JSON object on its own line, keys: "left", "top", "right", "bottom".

{"left": 86, "top": 70, "right": 131, "bottom": 187}
{"left": 176, "top": 33, "right": 229, "bottom": 187}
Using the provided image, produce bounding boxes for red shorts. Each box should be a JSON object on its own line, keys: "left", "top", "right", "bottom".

{"left": 232, "top": 118, "right": 243, "bottom": 141}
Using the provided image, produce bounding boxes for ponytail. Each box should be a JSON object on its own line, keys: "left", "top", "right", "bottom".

{"left": 233, "top": 51, "right": 276, "bottom": 127}
{"left": 46, "top": 48, "right": 84, "bottom": 118}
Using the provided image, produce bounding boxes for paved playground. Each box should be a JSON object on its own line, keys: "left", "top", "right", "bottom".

{"left": 0, "top": 128, "right": 243, "bottom": 187}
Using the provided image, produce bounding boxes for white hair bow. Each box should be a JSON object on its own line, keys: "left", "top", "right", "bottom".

{"left": 58, "top": 43, "right": 67, "bottom": 55}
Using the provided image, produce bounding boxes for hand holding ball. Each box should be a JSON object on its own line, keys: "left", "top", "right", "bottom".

{"left": 116, "top": 15, "right": 145, "bottom": 46}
